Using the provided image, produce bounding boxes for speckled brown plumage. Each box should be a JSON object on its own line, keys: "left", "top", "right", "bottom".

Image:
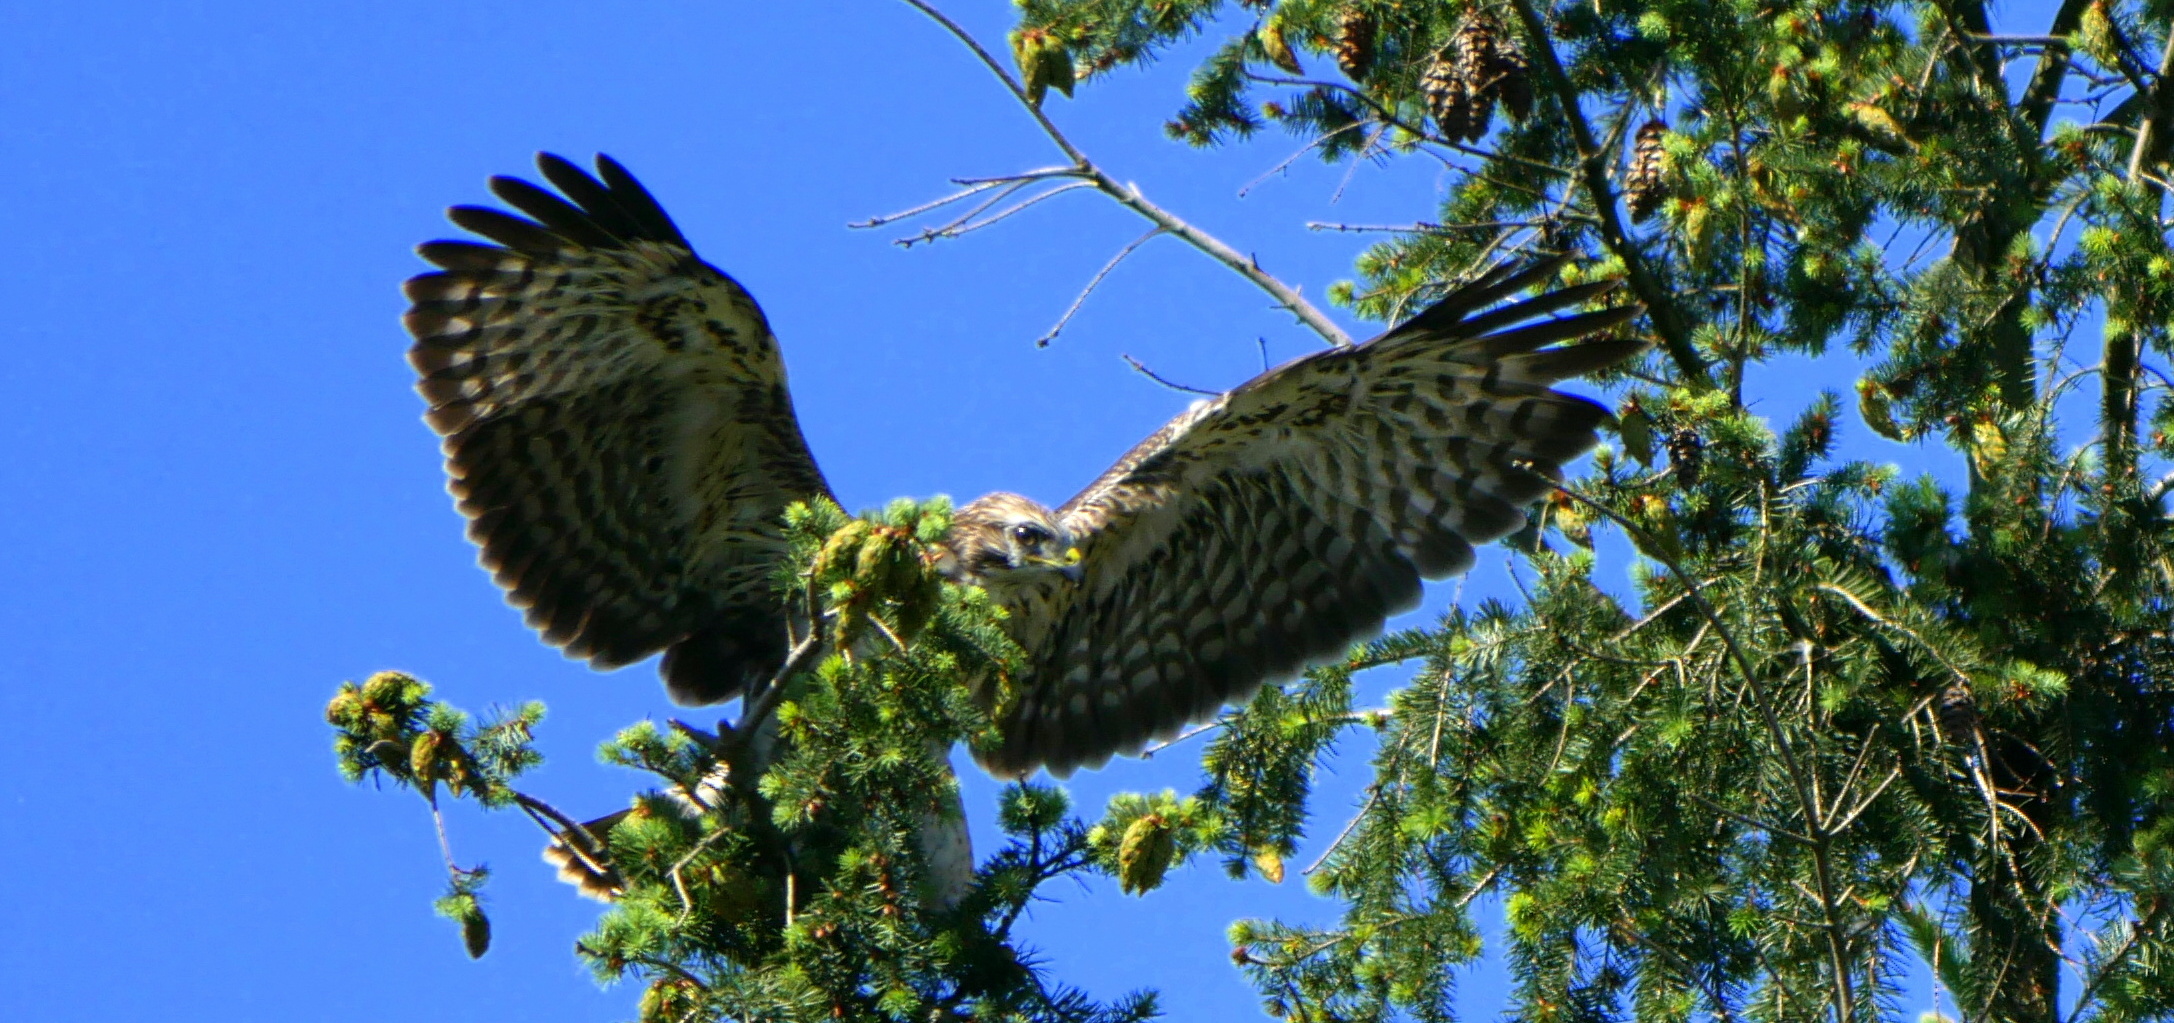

{"left": 406, "top": 155, "right": 1643, "bottom": 782}
{"left": 406, "top": 154, "right": 830, "bottom": 705}
{"left": 973, "top": 260, "right": 1643, "bottom": 777}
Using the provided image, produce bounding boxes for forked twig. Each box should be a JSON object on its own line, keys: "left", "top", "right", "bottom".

{"left": 851, "top": 177, "right": 1023, "bottom": 229}
{"left": 898, "top": 181, "right": 1097, "bottom": 247}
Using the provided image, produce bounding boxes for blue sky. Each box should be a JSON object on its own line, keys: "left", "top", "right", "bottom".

{"left": 0, "top": 2, "right": 2022, "bottom": 1020}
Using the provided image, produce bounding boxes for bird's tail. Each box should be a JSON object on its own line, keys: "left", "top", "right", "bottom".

{"left": 542, "top": 809, "right": 631, "bottom": 901}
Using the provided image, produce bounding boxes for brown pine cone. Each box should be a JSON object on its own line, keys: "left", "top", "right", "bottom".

{"left": 1454, "top": 14, "right": 1501, "bottom": 87}
{"left": 1335, "top": 8, "right": 1377, "bottom": 82}
{"left": 1449, "top": 25, "right": 1498, "bottom": 141}
{"left": 1666, "top": 426, "right": 1703, "bottom": 487}
{"left": 1492, "top": 37, "right": 1534, "bottom": 120}
{"left": 1422, "top": 56, "right": 1478, "bottom": 142}
{"left": 1626, "top": 118, "right": 1669, "bottom": 222}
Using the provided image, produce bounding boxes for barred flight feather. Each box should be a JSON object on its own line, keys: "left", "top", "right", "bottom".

{"left": 405, "top": 153, "right": 831, "bottom": 705}
{"left": 978, "top": 259, "right": 1642, "bottom": 777}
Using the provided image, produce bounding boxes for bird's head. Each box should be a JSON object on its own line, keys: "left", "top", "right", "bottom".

{"left": 940, "top": 492, "right": 1083, "bottom": 589}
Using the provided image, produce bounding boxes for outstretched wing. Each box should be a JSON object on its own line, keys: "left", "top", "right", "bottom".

{"left": 405, "top": 153, "right": 832, "bottom": 704}
{"left": 982, "top": 260, "right": 1643, "bottom": 777}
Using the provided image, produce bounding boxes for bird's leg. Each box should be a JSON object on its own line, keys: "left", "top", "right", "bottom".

{"left": 732, "top": 574, "right": 827, "bottom": 742}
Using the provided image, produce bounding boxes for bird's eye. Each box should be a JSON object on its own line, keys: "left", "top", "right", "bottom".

{"left": 1010, "top": 523, "right": 1050, "bottom": 546}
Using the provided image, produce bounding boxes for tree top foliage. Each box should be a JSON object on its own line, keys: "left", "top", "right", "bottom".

{"left": 332, "top": 2, "right": 2174, "bottom": 1021}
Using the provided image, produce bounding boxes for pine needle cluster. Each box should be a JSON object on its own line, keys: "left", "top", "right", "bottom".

{"left": 329, "top": 500, "right": 1159, "bottom": 1023}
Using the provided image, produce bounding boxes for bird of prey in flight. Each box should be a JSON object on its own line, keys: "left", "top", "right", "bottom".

{"left": 403, "top": 153, "right": 1642, "bottom": 781}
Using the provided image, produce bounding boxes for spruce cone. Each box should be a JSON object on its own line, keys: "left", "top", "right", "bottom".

{"left": 1261, "top": 16, "right": 1304, "bottom": 75}
{"left": 1453, "top": 14, "right": 1502, "bottom": 92}
{"left": 1422, "top": 56, "right": 1479, "bottom": 142}
{"left": 1626, "top": 118, "right": 1669, "bottom": 222}
{"left": 1335, "top": 8, "right": 1377, "bottom": 82}
{"left": 1492, "top": 37, "right": 1534, "bottom": 120}
{"left": 1449, "top": 20, "right": 1498, "bottom": 141}
{"left": 1666, "top": 427, "right": 1704, "bottom": 488}
{"left": 460, "top": 908, "right": 492, "bottom": 959}
{"left": 1117, "top": 814, "right": 1179, "bottom": 895}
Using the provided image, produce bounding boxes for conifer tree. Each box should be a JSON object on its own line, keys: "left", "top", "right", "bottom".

{"left": 333, "top": 2, "right": 2174, "bottom": 1021}
{"left": 996, "top": 0, "right": 2174, "bottom": 1019}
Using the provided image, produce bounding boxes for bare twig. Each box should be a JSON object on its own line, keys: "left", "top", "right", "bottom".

{"left": 1454, "top": 867, "right": 1502, "bottom": 910}
{"left": 428, "top": 798, "right": 461, "bottom": 874}
{"left": 1036, "top": 228, "right": 1163, "bottom": 347}
{"left": 1239, "top": 121, "right": 1371, "bottom": 198}
{"left": 738, "top": 631, "right": 821, "bottom": 738}
{"left": 893, "top": 0, "right": 1353, "bottom": 347}
{"left": 668, "top": 823, "right": 738, "bottom": 922}
{"left": 950, "top": 166, "right": 1082, "bottom": 187}
{"left": 852, "top": 177, "right": 1022, "bottom": 229}
{"left": 1121, "top": 354, "right": 1221, "bottom": 396}
{"left": 1306, "top": 218, "right": 1593, "bottom": 235}
{"left": 1828, "top": 767, "right": 1904, "bottom": 834}
{"left": 898, "top": 181, "right": 1097, "bottom": 247}
{"left": 736, "top": 577, "right": 827, "bottom": 739}
{"left": 1686, "top": 790, "right": 1815, "bottom": 845}
{"left": 1328, "top": 122, "right": 1390, "bottom": 205}
{"left": 1239, "top": 71, "right": 1576, "bottom": 180}
{"left": 1310, "top": 221, "right": 1449, "bottom": 234}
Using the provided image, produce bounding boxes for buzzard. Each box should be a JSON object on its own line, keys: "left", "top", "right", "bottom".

{"left": 405, "top": 154, "right": 1642, "bottom": 780}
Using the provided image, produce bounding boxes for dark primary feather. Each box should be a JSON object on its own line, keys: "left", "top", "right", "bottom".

{"left": 979, "top": 259, "right": 1644, "bottom": 778}
{"left": 405, "top": 153, "right": 832, "bottom": 704}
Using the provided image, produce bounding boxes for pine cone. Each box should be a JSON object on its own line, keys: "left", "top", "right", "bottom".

{"left": 1453, "top": 14, "right": 1501, "bottom": 89}
{"left": 1261, "top": 16, "right": 1304, "bottom": 75}
{"left": 1335, "top": 8, "right": 1377, "bottom": 82}
{"left": 640, "top": 979, "right": 705, "bottom": 1023}
{"left": 1626, "top": 118, "right": 1669, "bottom": 222}
{"left": 1666, "top": 427, "right": 1703, "bottom": 488}
{"left": 1421, "top": 56, "right": 1479, "bottom": 143}
{"left": 1456, "top": 21, "right": 1500, "bottom": 138}
{"left": 460, "top": 908, "right": 492, "bottom": 959}
{"left": 1492, "top": 37, "right": 1534, "bottom": 120}
{"left": 1117, "top": 813, "right": 1178, "bottom": 895}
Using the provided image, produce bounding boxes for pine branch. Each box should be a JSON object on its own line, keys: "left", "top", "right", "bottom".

{"left": 1553, "top": 484, "right": 1859, "bottom": 1022}
{"left": 1506, "top": 0, "right": 1711, "bottom": 390}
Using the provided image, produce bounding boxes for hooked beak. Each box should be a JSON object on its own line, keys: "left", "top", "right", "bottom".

{"left": 1047, "top": 546, "right": 1085, "bottom": 583}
